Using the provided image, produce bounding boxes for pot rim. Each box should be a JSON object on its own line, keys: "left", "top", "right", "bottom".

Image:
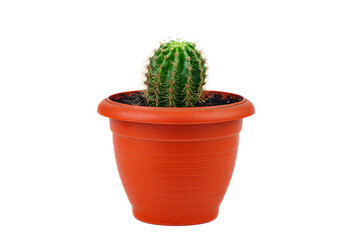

{"left": 98, "top": 90, "right": 255, "bottom": 124}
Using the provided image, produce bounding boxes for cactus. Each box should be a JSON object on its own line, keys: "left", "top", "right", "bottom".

{"left": 144, "top": 40, "right": 207, "bottom": 107}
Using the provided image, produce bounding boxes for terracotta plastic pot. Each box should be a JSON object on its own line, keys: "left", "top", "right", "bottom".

{"left": 98, "top": 90, "right": 254, "bottom": 225}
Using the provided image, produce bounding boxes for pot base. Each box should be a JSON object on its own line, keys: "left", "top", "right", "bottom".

{"left": 132, "top": 208, "right": 219, "bottom": 226}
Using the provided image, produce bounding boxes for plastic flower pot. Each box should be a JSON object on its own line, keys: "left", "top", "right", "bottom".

{"left": 98, "top": 90, "right": 255, "bottom": 225}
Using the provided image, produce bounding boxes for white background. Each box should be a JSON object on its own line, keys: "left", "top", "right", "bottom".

{"left": 1, "top": 0, "right": 359, "bottom": 239}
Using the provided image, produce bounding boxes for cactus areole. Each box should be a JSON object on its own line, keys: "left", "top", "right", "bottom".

{"left": 97, "top": 40, "right": 255, "bottom": 225}
{"left": 145, "top": 40, "right": 207, "bottom": 107}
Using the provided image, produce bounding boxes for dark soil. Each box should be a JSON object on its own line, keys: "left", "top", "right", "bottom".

{"left": 110, "top": 91, "right": 242, "bottom": 107}
{"left": 112, "top": 91, "right": 148, "bottom": 106}
{"left": 195, "top": 93, "right": 242, "bottom": 107}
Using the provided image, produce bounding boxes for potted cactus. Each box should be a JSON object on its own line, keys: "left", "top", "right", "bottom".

{"left": 98, "top": 40, "right": 255, "bottom": 225}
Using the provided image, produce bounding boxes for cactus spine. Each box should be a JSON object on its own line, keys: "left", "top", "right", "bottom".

{"left": 144, "top": 40, "right": 207, "bottom": 107}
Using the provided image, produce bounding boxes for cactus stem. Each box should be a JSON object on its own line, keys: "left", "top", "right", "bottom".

{"left": 146, "top": 40, "right": 207, "bottom": 107}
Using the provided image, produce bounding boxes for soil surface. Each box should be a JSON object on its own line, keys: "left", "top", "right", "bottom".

{"left": 110, "top": 91, "right": 242, "bottom": 107}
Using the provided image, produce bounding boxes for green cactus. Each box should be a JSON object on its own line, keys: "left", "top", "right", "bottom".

{"left": 144, "top": 40, "right": 207, "bottom": 107}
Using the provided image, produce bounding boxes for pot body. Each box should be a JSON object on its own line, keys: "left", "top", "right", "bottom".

{"left": 98, "top": 90, "right": 255, "bottom": 225}
{"left": 110, "top": 118, "right": 243, "bottom": 225}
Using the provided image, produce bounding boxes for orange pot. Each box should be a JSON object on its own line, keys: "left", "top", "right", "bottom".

{"left": 98, "top": 90, "right": 255, "bottom": 225}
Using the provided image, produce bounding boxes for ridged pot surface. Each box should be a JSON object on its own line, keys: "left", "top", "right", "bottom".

{"left": 111, "top": 119, "right": 241, "bottom": 225}
{"left": 98, "top": 91, "right": 255, "bottom": 225}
